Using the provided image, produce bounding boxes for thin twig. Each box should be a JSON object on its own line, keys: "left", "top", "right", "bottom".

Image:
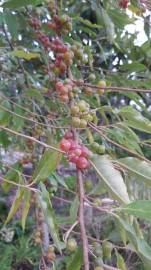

{"left": 0, "top": 125, "right": 64, "bottom": 154}
{"left": 77, "top": 170, "right": 89, "bottom": 270}
{"left": 79, "top": 82, "right": 151, "bottom": 93}
{"left": 89, "top": 123, "right": 151, "bottom": 164}
{"left": 63, "top": 220, "right": 79, "bottom": 243}
{"left": 0, "top": 176, "right": 38, "bottom": 192}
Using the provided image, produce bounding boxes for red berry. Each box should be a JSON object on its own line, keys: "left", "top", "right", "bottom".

{"left": 64, "top": 131, "right": 73, "bottom": 139}
{"left": 119, "top": 0, "right": 129, "bottom": 8}
{"left": 60, "top": 95, "right": 69, "bottom": 102}
{"left": 74, "top": 148, "right": 82, "bottom": 156}
{"left": 69, "top": 153, "right": 79, "bottom": 163}
{"left": 76, "top": 157, "right": 89, "bottom": 169}
{"left": 60, "top": 139, "right": 71, "bottom": 152}
{"left": 81, "top": 146, "right": 91, "bottom": 158}
{"left": 70, "top": 141, "right": 80, "bottom": 150}
{"left": 56, "top": 81, "right": 64, "bottom": 91}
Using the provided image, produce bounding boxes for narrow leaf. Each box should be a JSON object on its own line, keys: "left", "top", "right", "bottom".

{"left": 67, "top": 246, "right": 83, "bottom": 270}
{"left": 21, "top": 190, "right": 31, "bottom": 230}
{"left": 5, "top": 188, "right": 24, "bottom": 224}
{"left": 2, "top": 0, "right": 43, "bottom": 9}
{"left": 10, "top": 50, "right": 40, "bottom": 60}
{"left": 33, "top": 149, "right": 62, "bottom": 182}
{"left": 118, "top": 157, "right": 151, "bottom": 186}
{"left": 92, "top": 155, "right": 130, "bottom": 204}
{"left": 119, "top": 200, "right": 151, "bottom": 221}
{"left": 38, "top": 183, "right": 61, "bottom": 252}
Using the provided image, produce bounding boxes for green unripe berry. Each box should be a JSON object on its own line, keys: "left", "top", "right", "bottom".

{"left": 94, "top": 198, "right": 102, "bottom": 207}
{"left": 83, "top": 113, "right": 93, "bottom": 122}
{"left": 98, "top": 145, "right": 105, "bottom": 154}
{"left": 88, "top": 73, "right": 96, "bottom": 81}
{"left": 67, "top": 238, "right": 77, "bottom": 252}
{"left": 72, "top": 117, "right": 80, "bottom": 127}
{"left": 71, "top": 105, "right": 80, "bottom": 115}
{"left": 91, "top": 142, "right": 100, "bottom": 151}
{"left": 84, "top": 180, "right": 93, "bottom": 192}
{"left": 78, "top": 100, "right": 87, "bottom": 112}
{"left": 102, "top": 241, "right": 113, "bottom": 259}
{"left": 79, "top": 119, "right": 87, "bottom": 128}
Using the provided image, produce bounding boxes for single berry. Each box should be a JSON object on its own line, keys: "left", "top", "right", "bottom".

{"left": 71, "top": 105, "right": 80, "bottom": 115}
{"left": 67, "top": 238, "right": 77, "bottom": 252}
{"left": 76, "top": 156, "right": 89, "bottom": 169}
{"left": 79, "top": 119, "right": 87, "bottom": 128}
{"left": 60, "top": 139, "right": 71, "bottom": 152}
{"left": 72, "top": 117, "right": 81, "bottom": 128}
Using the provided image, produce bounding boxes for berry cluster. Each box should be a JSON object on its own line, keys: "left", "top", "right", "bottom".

{"left": 119, "top": 0, "right": 129, "bottom": 8}
{"left": 71, "top": 100, "right": 95, "bottom": 128}
{"left": 60, "top": 131, "right": 92, "bottom": 170}
{"left": 55, "top": 80, "right": 74, "bottom": 102}
{"left": 97, "top": 80, "right": 106, "bottom": 95}
{"left": 71, "top": 42, "right": 84, "bottom": 62}
{"left": 44, "top": 246, "right": 56, "bottom": 263}
{"left": 50, "top": 39, "right": 74, "bottom": 75}
{"left": 28, "top": 17, "right": 41, "bottom": 30}
{"left": 48, "top": 14, "right": 72, "bottom": 35}
{"left": 91, "top": 142, "right": 105, "bottom": 155}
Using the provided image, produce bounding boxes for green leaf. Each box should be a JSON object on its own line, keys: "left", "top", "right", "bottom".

{"left": 10, "top": 50, "right": 40, "bottom": 60}
{"left": 2, "top": 164, "right": 22, "bottom": 192}
{"left": 108, "top": 9, "right": 134, "bottom": 28}
{"left": 74, "top": 16, "right": 102, "bottom": 29}
{"left": 2, "top": 0, "right": 43, "bottom": 9}
{"left": 21, "top": 190, "right": 31, "bottom": 230}
{"left": 101, "top": 8, "right": 115, "bottom": 43}
{"left": 118, "top": 157, "right": 151, "bottom": 186}
{"left": 33, "top": 149, "right": 62, "bottom": 182}
{"left": 0, "top": 131, "right": 11, "bottom": 148}
{"left": 12, "top": 106, "right": 25, "bottom": 131}
{"left": 116, "top": 251, "right": 128, "bottom": 270}
{"left": 5, "top": 188, "right": 24, "bottom": 224}
{"left": 67, "top": 246, "right": 83, "bottom": 270}
{"left": 107, "top": 125, "right": 142, "bottom": 154}
{"left": 69, "top": 196, "right": 79, "bottom": 223}
{"left": 38, "top": 183, "right": 61, "bottom": 252}
{"left": 118, "top": 106, "right": 151, "bottom": 134}
{"left": 25, "top": 88, "right": 44, "bottom": 101}
{"left": 117, "top": 216, "right": 151, "bottom": 269}
{"left": 4, "top": 10, "right": 19, "bottom": 38}
{"left": 120, "top": 62, "right": 146, "bottom": 73}
{"left": 119, "top": 200, "right": 151, "bottom": 221}
{"left": 92, "top": 155, "right": 130, "bottom": 204}
{"left": 0, "top": 100, "right": 11, "bottom": 126}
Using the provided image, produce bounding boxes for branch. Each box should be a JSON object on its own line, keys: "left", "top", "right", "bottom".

{"left": 0, "top": 125, "right": 64, "bottom": 154}
{"left": 79, "top": 82, "right": 151, "bottom": 93}
{"left": 0, "top": 104, "right": 70, "bottom": 130}
{"left": 103, "top": 265, "right": 121, "bottom": 270}
{"left": 77, "top": 170, "right": 89, "bottom": 270}
{"left": 2, "top": 23, "right": 29, "bottom": 87}
{"left": 89, "top": 123, "right": 151, "bottom": 165}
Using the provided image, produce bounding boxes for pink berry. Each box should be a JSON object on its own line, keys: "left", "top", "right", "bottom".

{"left": 60, "top": 139, "right": 71, "bottom": 152}
{"left": 76, "top": 157, "right": 89, "bottom": 170}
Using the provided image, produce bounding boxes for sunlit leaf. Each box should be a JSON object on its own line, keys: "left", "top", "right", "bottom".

{"left": 92, "top": 155, "right": 130, "bottom": 204}
{"left": 38, "top": 183, "right": 61, "bottom": 252}
{"left": 118, "top": 157, "right": 151, "bottom": 186}
{"left": 119, "top": 200, "right": 151, "bottom": 221}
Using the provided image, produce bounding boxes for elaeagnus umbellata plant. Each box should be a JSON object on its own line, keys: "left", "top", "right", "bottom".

{"left": 1, "top": 0, "right": 151, "bottom": 269}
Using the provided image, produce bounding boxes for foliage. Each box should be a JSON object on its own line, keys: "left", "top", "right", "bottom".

{"left": 0, "top": 0, "right": 151, "bottom": 269}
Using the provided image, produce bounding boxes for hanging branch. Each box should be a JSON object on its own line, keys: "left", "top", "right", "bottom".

{"left": 0, "top": 125, "right": 64, "bottom": 154}
{"left": 77, "top": 169, "right": 89, "bottom": 270}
